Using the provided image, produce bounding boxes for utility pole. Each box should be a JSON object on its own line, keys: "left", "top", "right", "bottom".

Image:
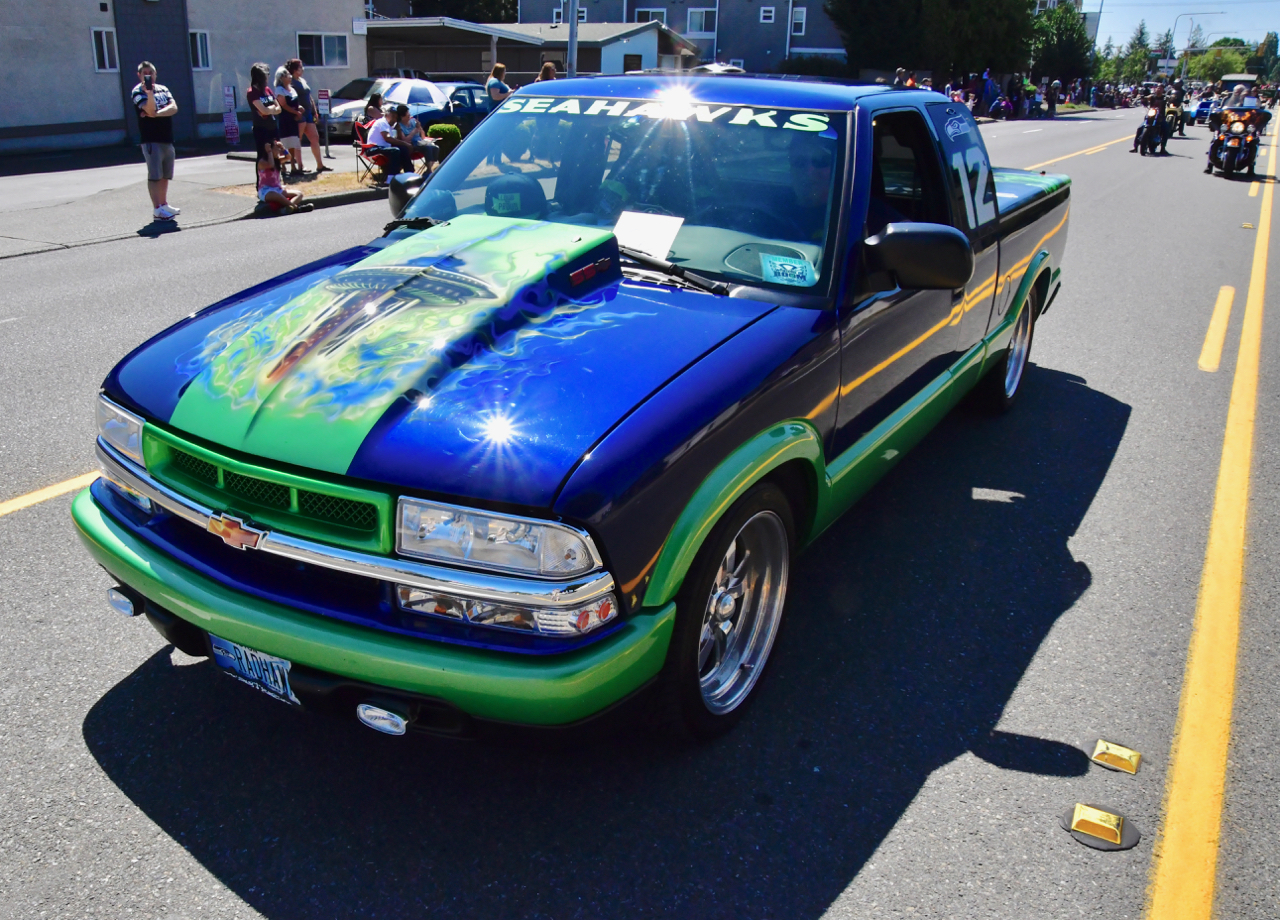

{"left": 568, "top": 0, "right": 580, "bottom": 76}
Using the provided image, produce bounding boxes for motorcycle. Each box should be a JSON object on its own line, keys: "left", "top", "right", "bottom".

{"left": 1164, "top": 106, "right": 1181, "bottom": 147}
{"left": 1137, "top": 106, "right": 1164, "bottom": 155}
{"left": 1208, "top": 116, "right": 1260, "bottom": 177}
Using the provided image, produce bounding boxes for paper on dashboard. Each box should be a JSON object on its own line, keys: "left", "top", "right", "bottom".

{"left": 613, "top": 211, "right": 685, "bottom": 260}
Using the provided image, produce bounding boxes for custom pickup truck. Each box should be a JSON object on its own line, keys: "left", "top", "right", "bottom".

{"left": 75, "top": 76, "right": 1069, "bottom": 739}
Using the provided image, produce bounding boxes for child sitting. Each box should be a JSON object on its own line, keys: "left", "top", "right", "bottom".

{"left": 257, "top": 140, "right": 312, "bottom": 214}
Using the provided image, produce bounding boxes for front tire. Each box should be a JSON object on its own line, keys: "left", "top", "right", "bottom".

{"left": 652, "top": 482, "right": 794, "bottom": 739}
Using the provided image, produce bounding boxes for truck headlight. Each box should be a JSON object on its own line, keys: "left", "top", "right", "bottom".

{"left": 396, "top": 586, "right": 618, "bottom": 636}
{"left": 96, "top": 395, "right": 145, "bottom": 467}
{"left": 396, "top": 498, "right": 602, "bottom": 578}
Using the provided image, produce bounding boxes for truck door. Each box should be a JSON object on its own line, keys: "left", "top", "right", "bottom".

{"left": 926, "top": 103, "right": 1000, "bottom": 353}
{"left": 833, "top": 108, "right": 962, "bottom": 457}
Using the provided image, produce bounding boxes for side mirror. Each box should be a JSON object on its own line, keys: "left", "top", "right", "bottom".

{"left": 861, "top": 222, "right": 974, "bottom": 291}
{"left": 388, "top": 172, "right": 426, "bottom": 218}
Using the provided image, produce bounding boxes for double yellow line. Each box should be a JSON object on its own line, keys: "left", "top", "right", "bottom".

{"left": 1146, "top": 126, "right": 1279, "bottom": 919}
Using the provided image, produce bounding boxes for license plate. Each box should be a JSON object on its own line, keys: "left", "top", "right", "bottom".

{"left": 210, "top": 634, "right": 301, "bottom": 705}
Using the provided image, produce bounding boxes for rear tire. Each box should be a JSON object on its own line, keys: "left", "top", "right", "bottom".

{"left": 650, "top": 482, "right": 794, "bottom": 740}
{"left": 975, "top": 287, "right": 1038, "bottom": 413}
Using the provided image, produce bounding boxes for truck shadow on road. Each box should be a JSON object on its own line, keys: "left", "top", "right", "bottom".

{"left": 82, "top": 365, "right": 1129, "bottom": 920}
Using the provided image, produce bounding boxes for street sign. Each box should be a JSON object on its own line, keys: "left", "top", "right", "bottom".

{"left": 222, "top": 85, "right": 236, "bottom": 113}
{"left": 223, "top": 111, "right": 240, "bottom": 145}
{"left": 352, "top": 18, "right": 368, "bottom": 35}
{"left": 317, "top": 88, "right": 330, "bottom": 117}
{"left": 1158, "top": 58, "right": 1178, "bottom": 68}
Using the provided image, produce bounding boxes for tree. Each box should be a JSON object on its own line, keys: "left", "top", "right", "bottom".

{"left": 1093, "top": 36, "right": 1117, "bottom": 81}
{"left": 409, "top": 0, "right": 516, "bottom": 22}
{"left": 1187, "top": 23, "right": 1206, "bottom": 52}
{"left": 1209, "top": 37, "right": 1248, "bottom": 48}
{"left": 824, "top": 0, "right": 1035, "bottom": 78}
{"left": 1188, "top": 47, "right": 1248, "bottom": 83}
{"left": 1031, "top": 3, "right": 1093, "bottom": 82}
{"left": 1153, "top": 28, "right": 1173, "bottom": 57}
{"left": 1121, "top": 20, "right": 1151, "bottom": 83}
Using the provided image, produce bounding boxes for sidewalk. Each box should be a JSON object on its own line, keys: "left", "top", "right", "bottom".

{"left": 0, "top": 142, "right": 365, "bottom": 259}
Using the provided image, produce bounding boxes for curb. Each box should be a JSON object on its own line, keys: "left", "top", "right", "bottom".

{"left": 247, "top": 185, "right": 387, "bottom": 218}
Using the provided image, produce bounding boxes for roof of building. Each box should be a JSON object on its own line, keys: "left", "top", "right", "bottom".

{"left": 365, "top": 17, "right": 699, "bottom": 55}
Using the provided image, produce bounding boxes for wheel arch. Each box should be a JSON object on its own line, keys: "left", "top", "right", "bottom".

{"left": 641, "top": 420, "right": 825, "bottom": 609}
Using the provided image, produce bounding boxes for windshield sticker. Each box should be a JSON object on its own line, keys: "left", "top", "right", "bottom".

{"left": 491, "top": 192, "right": 524, "bottom": 215}
{"left": 499, "top": 97, "right": 831, "bottom": 131}
{"left": 944, "top": 116, "right": 971, "bottom": 140}
{"left": 614, "top": 211, "right": 685, "bottom": 260}
{"left": 760, "top": 253, "right": 817, "bottom": 287}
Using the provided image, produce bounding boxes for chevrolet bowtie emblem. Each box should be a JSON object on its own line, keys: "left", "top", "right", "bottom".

{"left": 207, "top": 514, "right": 264, "bottom": 550}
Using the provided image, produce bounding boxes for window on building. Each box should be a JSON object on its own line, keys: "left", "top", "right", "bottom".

{"left": 791, "top": 6, "right": 806, "bottom": 35}
{"left": 687, "top": 8, "right": 717, "bottom": 34}
{"left": 189, "top": 31, "right": 211, "bottom": 70}
{"left": 1036, "top": 0, "right": 1048, "bottom": 10}
{"left": 578, "top": 6, "right": 588, "bottom": 20}
{"left": 92, "top": 28, "right": 118, "bottom": 72}
{"left": 297, "top": 33, "right": 349, "bottom": 68}
{"left": 635, "top": 7, "right": 666, "bottom": 22}
{"left": 729, "top": 58, "right": 745, "bottom": 67}
{"left": 553, "top": 7, "right": 563, "bottom": 22}
{"left": 624, "top": 53, "right": 643, "bottom": 71}
{"left": 759, "top": 5, "right": 774, "bottom": 21}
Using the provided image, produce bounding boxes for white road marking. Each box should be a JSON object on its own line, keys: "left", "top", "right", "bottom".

{"left": 1023, "top": 129, "right": 1043, "bottom": 133}
{"left": 0, "top": 317, "right": 19, "bottom": 325}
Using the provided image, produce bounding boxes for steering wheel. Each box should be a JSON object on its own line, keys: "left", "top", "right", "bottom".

{"left": 691, "top": 202, "right": 804, "bottom": 239}
{"left": 629, "top": 202, "right": 678, "bottom": 217}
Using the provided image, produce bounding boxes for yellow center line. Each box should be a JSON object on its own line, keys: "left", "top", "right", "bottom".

{"left": 1145, "top": 122, "right": 1279, "bottom": 920}
{"left": 1024, "top": 134, "right": 1133, "bottom": 171}
{"left": 0, "top": 472, "right": 99, "bottom": 519}
{"left": 1197, "top": 286, "right": 1236, "bottom": 372}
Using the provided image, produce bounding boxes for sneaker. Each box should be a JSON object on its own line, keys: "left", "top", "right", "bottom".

{"left": 153, "top": 206, "right": 176, "bottom": 221}
{"left": 165, "top": 203, "right": 181, "bottom": 215}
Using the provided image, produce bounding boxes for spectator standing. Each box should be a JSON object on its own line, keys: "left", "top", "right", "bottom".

{"left": 286, "top": 59, "right": 332, "bottom": 173}
{"left": 486, "top": 63, "right": 513, "bottom": 111}
{"left": 366, "top": 108, "right": 409, "bottom": 181}
{"left": 893, "top": 67, "right": 906, "bottom": 87}
{"left": 274, "top": 66, "right": 304, "bottom": 177}
{"left": 247, "top": 62, "right": 280, "bottom": 159}
{"left": 131, "top": 61, "right": 180, "bottom": 221}
{"left": 535, "top": 61, "right": 557, "bottom": 82}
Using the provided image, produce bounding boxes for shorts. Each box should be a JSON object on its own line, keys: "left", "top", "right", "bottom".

{"left": 258, "top": 185, "right": 285, "bottom": 203}
{"left": 280, "top": 135, "right": 301, "bottom": 151}
{"left": 141, "top": 143, "right": 175, "bottom": 181}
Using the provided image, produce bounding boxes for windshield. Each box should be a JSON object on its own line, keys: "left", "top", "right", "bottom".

{"left": 403, "top": 94, "right": 847, "bottom": 293}
{"left": 333, "top": 78, "right": 374, "bottom": 100}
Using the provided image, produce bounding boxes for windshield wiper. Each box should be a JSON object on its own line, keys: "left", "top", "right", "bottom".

{"left": 383, "top": 216, "right": 442, "bottom": 234}
{"left": 618, "top": 246, "right": 731, "bottom": 296}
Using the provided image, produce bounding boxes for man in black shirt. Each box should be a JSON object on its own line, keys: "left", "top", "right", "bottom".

{"left": 131, "top": 61, "right": 180, "bottom": 220}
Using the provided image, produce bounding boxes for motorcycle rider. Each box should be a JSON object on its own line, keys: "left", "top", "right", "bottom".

{"left": 1206, "top": 85, "right": 1259, "bottom": 174}
{"left": 1131, "top": 84, "right": 1168, "bottom": 153}
{"left": 1171, "top": 79, "right": 1187, "bottom": 136}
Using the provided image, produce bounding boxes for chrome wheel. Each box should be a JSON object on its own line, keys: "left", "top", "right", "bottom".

{"left": 697, "top": 510, "right": 789, "bottom": 715}
{"left": 1004, "top": 301, "right": 1033, "bottom": 398}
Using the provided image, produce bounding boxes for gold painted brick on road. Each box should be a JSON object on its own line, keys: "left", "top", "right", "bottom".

{"left": 1093, "top": 739, "right": 1142, "bottom": 774}
{"left": 1071, "top": 804, "right": 1125, "bottom": 845}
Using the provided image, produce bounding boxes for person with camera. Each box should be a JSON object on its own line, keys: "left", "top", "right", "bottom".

{"left": 131, "top": 61, "right": 180, "bottom": 221}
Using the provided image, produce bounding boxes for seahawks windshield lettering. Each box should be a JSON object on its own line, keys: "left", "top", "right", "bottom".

{"left": 499, "top": 97, "right": 830, "bottom": 132}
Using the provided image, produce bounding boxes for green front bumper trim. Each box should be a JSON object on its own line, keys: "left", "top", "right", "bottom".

{"left": 73, "top": 489, "right": 675, "bottom": 726}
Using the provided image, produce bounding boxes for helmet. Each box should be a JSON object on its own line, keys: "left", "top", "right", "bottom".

{"left": 484, "top": 173, "right": 547, "bottom": 220}
{"left": 1174, "top": 78, "right": 1183, "bottom": 86}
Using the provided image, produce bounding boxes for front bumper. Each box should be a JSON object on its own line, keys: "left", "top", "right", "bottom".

{"left": 73, "top": 487, "right": 676, "bottom": 726}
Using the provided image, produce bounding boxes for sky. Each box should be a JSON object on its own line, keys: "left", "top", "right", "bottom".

{"left": 1084, "top": 0, "right": 1278, "bottom": 54}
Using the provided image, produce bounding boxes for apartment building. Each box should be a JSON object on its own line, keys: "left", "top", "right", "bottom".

{"left": 0, "top": 0, "right": 367, "bottom": 153}
{"left": 518, "top": 0, "right": 846, "bottom": 71}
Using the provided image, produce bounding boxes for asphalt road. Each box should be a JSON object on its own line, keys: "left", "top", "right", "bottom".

{"left": 0, "top": 108, "right": 1276, "bottom": 919}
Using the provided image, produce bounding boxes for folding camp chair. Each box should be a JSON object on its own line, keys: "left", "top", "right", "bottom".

{"left": 353, "top": 121, "right": 391, "bottom": 186}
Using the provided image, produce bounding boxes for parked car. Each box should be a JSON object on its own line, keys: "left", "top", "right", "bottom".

{"left": 328, "top": 78, "right": 403, "bottom": 140}
{"left": 435, "top": 81, "right": 490, "bottom": 136}
{"left": 78, "top": 77, "right": 1070, "bottom": 741}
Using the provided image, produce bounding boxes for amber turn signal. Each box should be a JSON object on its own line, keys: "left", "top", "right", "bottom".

{"left": 1091, "top": 739, "right": 1142, "bottom": 774}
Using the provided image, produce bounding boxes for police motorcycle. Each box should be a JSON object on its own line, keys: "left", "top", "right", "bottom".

{"left": 1207, "top": 113, "right": 1260, "bottom": 177}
